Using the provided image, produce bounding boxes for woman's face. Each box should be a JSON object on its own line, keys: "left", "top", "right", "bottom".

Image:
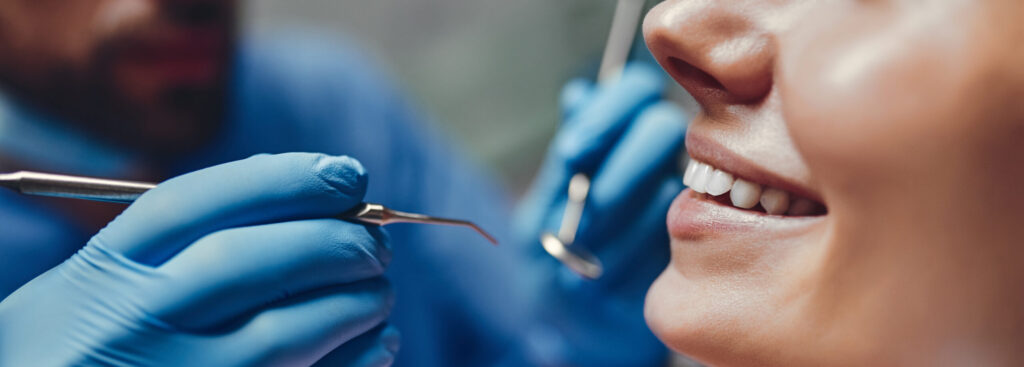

{"left": 643, "top": 0, "right": 1024, "bottom": 365}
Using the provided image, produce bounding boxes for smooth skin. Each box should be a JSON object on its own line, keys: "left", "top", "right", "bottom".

{"left": 0, "top": 153, "right": 398, "bottom": 366}
{"left": 642, "top": 0, "right": 1024, "bottom": 365}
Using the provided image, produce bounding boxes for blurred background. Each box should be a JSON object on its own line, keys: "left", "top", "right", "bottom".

{"left": 245, "top": 0, "right": 692, "bottom": 194}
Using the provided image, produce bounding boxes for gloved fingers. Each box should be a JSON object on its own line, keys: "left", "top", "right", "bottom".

{"left": 587, "top": 101, "right": 686, "bottom": 219}
{"left": 553, "top": 63, "right": 666, "bottom": 173}
{"left": 311, "top": 324, "right": 400, "bottom": 367}
{"left": 517, "top": 76, "right": 602, "bottom": 235}
{"left": 518, "top": 64, "right": 669, "bottom": 238}
{"left": 559, "top": 78, "right": 596, "bottom": 120}
{"left": 227, "top": 278, "right": 394, "bottom": 367}
{"left": 585, "top": 175, "right": 681, "bottom": 280}
{"left": 512, "top": 156, "right": 572, "bottom": 239}
{"left": 518, "top": 64, "right": 671, "bottom": 248}
{"left": 150, "top": 218, "right": 390, "bottom": 330}
{"left": 92, "top": 153, "right": 369, "bottom": 266}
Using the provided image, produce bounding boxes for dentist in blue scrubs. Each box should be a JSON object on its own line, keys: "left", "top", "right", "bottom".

{"left": 0, "top": 1, "right": 686, "bottom": 366}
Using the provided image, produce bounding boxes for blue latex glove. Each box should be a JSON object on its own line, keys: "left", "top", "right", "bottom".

{"left": 0, "top": 153, "right": 399, "bottom": 367}
{"left": 515, "top": 62, "right": 687, "bottom": 366}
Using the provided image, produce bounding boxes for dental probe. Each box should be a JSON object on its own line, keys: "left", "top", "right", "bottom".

{"left": 541, "top": 0, "right": 647, "bottom": 279}
{"left": 544, "top": 174, "right": 603, "bottom": 279}
{"left": 597, "top": 0, "right": 647, "bottom": 83}
{"left": 0, "top": 170, "right": 498, "bottom": 245}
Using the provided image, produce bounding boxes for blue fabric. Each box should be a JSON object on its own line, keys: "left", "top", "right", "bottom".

{"left": 0, "top": 34, "right": 675, "bottom": 366}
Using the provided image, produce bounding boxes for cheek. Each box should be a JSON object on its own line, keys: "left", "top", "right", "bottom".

{"left": 44, "top": 0, "right": 148, "bottom": 58}
{"left": 93, "top": 0, "right": 159, "bottom": 38}
{"left": 777, "top": 3, "right": 980, "bottom": 195}
{"left": 15, "top": 0, "right": 157, "bottom": 77}
{"left": 773, "top": 3, "right": 1024, "bottom": 355}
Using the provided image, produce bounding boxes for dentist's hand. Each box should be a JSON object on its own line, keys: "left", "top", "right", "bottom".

{"left": 0, "top": 153, "right": 398, "bottom": 367}
{"left": 515, "top": 63, "right": 687, "bottom": 366}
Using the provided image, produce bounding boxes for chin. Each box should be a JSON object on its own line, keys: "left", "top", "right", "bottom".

{"left": 645, "top": 261, "right": 771, "bottom": 367}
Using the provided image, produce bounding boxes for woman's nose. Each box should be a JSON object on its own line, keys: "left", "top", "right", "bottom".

{"left": 643, "top": 0, "right": 775, "bottom": 106}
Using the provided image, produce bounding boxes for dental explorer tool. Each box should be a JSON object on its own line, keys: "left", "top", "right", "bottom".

{"left": 0, "top": 170, "right": 498, "bottom": 245}
{"left": 543, "top": 174, "right": 603, "bottom": 279}
{"left": 540, "top": 0, "right": 646, "bottom": 279}
{"left": 597, "top": 0, "right": 647, "bottom": 83}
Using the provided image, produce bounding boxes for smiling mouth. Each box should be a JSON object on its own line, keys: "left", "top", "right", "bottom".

{"left": 682, "top": 157, "right": 827, "bottom": 217}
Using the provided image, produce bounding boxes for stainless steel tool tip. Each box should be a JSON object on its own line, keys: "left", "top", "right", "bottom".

{"left": 343, "top": 203, "right": 499, "bottom": 245}
{"left": 540, "top": 232, "right": 603, "bottom": 279}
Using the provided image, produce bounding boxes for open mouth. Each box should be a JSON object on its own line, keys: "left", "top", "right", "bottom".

{"left": 682, "top": 157, "right": 827, "bottom": 217}
{"left": 668, "top": 124, "right": 828, "bottom": 244}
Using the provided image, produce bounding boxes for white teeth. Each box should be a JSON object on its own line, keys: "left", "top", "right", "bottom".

{"left": 729, "top": 178, "right": 762, "bottom": 209}
{"left": 760, "top": 188, "right": 790, "bottom": 215}
{"left": 682, "top": 158, "right": 699, "bottom": 187}
{"left": 686, "top": 159, "right": 819, "bottom": 215}
{"left": 705, "top": 169, "right": 734, "bottom": 196}
{"left": 690, "top": 163, "right": 713, "bottom": 194}
{"left": 787, "top": 198, "right": 817, "bottom": 216}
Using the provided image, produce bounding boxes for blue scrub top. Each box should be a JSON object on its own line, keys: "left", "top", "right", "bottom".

{"left": 0, "top": 34, "right": 666, "bottom": 366}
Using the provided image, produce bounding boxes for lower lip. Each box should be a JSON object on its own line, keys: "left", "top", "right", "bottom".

{"left": 667, "top": 189, "right": 822, "bottom": 242}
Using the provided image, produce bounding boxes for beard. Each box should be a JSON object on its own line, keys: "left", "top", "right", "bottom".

{"left": 77, "top": 28, "right": 233, "bottom": 160}
{"left": 88, "top": 57, "right": 230, "bottom": 159}
{"left": 3, "top": 2, "right": 236, "bottom": 161}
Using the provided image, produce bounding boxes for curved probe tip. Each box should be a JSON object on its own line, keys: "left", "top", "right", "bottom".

{"left": 468, "top": 223, "right": 499, "bottom": 246}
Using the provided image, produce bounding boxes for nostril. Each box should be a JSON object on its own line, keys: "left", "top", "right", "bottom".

{"left": 667, "top": 50, "right": 773, "bottom": 107}
{"left": 644, "top": 0, "right": 777, "bottom": 108}
{"left": 668, "top": 57, "right": 730, "bottom": 106}
{"left": 671, "top": 57, "right": 724, "bottom": 90}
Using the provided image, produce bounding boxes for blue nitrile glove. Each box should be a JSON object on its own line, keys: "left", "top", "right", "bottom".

{"left": 515, "top": 62, "right": 687, "bottom": 366}
{"left": 0, "top": 153, "right": 399, "bottom": 367}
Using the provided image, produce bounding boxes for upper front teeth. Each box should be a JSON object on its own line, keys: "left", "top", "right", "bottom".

{"left": 682, "top": 158, "right": 819, "bottom": 216}
{"left": 706, "top": 170, "right": 734, "bottom": 196}
{"left": 689, "top": 163, "right": 713, "bottom": 194}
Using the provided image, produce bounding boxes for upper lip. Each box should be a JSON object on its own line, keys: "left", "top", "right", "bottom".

{"left": 685, "top": 131, "right": 824, "bottom": 204}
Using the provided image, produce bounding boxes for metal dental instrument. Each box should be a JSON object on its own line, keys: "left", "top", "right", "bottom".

{"left": 597, "top": 0, "right": 647, "bottom": 83}
{"left": 341, "top": 202, "right": 498, "bottom": 245}
{"left": 557, "top": 173, "right": 591, "bottom": 245}
{"left": 542, "top": 174, "right": 603, "bottom": 279}
{"left": 0, "top": 170, "right": 498, "bottom": 245}
{"left": 540, "top": 0, "right": 647, "bottom": 279}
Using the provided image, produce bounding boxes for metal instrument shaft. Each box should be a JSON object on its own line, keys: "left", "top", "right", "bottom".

{"left": 0, "top": 170, "right": 498, "bottom": 245}
{"left": 540, "top": 0, "right": 645, "bottom": 279}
